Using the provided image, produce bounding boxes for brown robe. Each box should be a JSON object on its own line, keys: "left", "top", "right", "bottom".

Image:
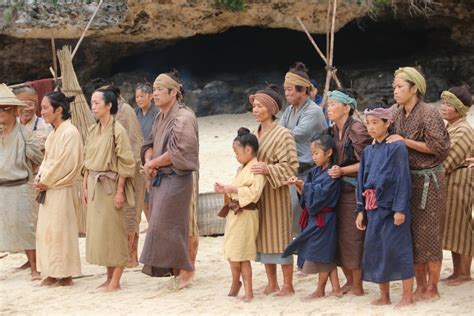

{"left": 140, "top": 102, "right": 199, "bottom": 276}
{"left": 392, "top": 101, "right": 450, "bottom": 263}
{"left": 331, "top": 116, "right": 372, "bottom": 269}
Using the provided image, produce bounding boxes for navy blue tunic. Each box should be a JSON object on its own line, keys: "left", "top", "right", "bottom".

{"left": 282, "top": 166, "right": 341, "bottom": 264}
{"left": 357, "top": 140, "right": 415, "bottom": 283}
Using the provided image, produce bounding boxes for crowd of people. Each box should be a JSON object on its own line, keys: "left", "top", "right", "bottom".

{"left": 0, "top": 62, "right": 472, "bottom": 308}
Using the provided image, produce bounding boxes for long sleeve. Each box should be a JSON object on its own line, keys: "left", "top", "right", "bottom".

{"left": 390, "top": 143, "right": 412, "bottom": 214}
{"left": 23, "top": 128, "right": 43, "bottom": 166}
{"left": 423, "top": 108, "right": 451, "bottom": 163}
{"left": 237, "top": 173, "right": 266, "bottom": 208}
{"left": 288, "top": 106, "right": 327, "bottom": 144}
{"left": 265, "top": 130, "right": 298, "bottom": 189}
{"left": 115, "top": 126, "right": 136, "bottom": 179}
{"left": 356, "top": 149, "right": 367, "bottom": 213}
{"left": 167, "top": 112, "right": 199, "bottom": 172}
{"left": 443, "top": 122, "right": 473, "bottom": 174}
{"left": 348, "top": 120, "right": 372, "bottom": 161}
{"left": 302, "top": 169, "right": 340, "bottom": 216}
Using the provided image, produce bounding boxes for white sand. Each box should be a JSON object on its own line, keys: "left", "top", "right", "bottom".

{"left": 1, "top": 112, "right": 473, "bottom": 315}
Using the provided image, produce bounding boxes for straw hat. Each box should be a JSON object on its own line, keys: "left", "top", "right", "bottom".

{"left": 0, "top": 83, "right": 27, "bottom": 107}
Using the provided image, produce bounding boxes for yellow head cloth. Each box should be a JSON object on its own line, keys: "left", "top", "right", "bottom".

{"left": 154, "top": 74, "right": 182, "bottom": 91}
{"left": 441, "top": 90, "right": 469, "bottom": 117}
{"left": 394, "top": 67, "right": 426, "bottom": 96}
{"left": 284, "top": 72, "right": 312, "bottom": 91}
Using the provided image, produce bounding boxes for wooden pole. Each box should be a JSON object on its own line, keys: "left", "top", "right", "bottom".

{"left": 322, "top": 0, "right": 337, "bottom": 110}
{"left": 71, "top": 0, "right": 103, "bottom": 60}
{"left": 296, "top": 16, "right": 327, "bottom": 65}
{"left": 51, "top": 32, "right": 58, "bottom": 79}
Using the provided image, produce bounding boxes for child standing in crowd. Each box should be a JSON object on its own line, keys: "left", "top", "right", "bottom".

{"left": 214, "top": 128, "right": 266, "bottom": 302}
{"left": 356, "top": 101, "right": 415, "bottom": 307}
{"left": 283, "top": 133, "right": 343, "bottom": 300}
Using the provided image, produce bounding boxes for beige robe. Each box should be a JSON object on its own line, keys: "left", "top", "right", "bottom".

{"left": 83, "top": 118, "right": 136, "bottom": 267}
{"left": 36, "top": 120, "right": 83, "bottom": 277}
{"left": 254, "top": 122, "right": 299, "bottom": 254}
{"left": 17, "top": 114, "right": 52, "bottom": 152}
{"left": 224, "top": 157, "right": 265, "bottom": 262}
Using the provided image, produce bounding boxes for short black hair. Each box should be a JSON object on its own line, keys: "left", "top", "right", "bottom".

{"left": 45, "top": 91, "right": 74, "bottom": 120}
{"left": 94, "top": 88, "right": 118, "bottom": 114}
{"left": 310, "top": 132, "right": 336, "bottom": 164}
{"left": 234, "top": 127, "right": 259, "bottom": 155}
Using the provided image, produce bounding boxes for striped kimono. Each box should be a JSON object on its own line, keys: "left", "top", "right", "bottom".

{"left": 442, "top": 118, "right": 474, "bottom": 256}
{"left": 254, "top": 122, "right": 299, "bottom": 256}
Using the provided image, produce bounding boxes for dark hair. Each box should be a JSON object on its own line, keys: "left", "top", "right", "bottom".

{"left": 449, "top": 84, "right": 472, "bottom": 108}
{"left": 310, "top": 132, "right": 336, "bottom": 165}
{"left": 165, "top": 69, "right": 185, "bottom": 101}
{"left": 289, "top": 62, "right": 311, "bottom": 95}
{"left": 91, "top": 78, "right": 112, "bottom": 91}
{"left": 333, "top": 88, "right": 358, "bottom": 116}
{"left": 257, "top": 84, "right": 283, "bottom": 121}
{"left": 136, "top": 82, "right": 153, "bottom": 95}
{"left": 94, "top": 88, "right": 118, "bottom": 114}
{"left": 45, "top": 91, "right": 74, "bottom": 120}
{"left": 234, "top": 127, "right": 259, "bottom": 155}
{"left": 366, "top": 98, "right": 394, "bottom": 134}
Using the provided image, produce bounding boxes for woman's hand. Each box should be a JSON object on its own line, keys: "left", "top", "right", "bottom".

{"left": 355, "top": 212, "right": 366, "bottom": 231}
{"left": 34, "top": 182, "right": 48, "bottom": 192}
{"left": 394, "top": 211, "right": 405, "bottom": 226}
{"left": 386, "top": 134, "right": 405, "bottom": 144}
{"left": 251, "top": 162, "right": 269, "bottom": 175}
{"left": 214, "top": 182, "right": 225, "bottom": 194}
{"left": 328, "top": 165, "right": 344, "bottom": 179}
{"left": 466, "top": 157, "right": 474, "bottom": 169}
{"left": 114, "top": 191, "right": 125, "bottom": 209}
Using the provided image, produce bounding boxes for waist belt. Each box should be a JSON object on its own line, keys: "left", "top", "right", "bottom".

{"left": 410, "top": 164, "right": 444, "bottom": 210}
{"left": 152, "top": 170, "right": 176, "bottom": 187}
{"left": 89, "top": 170, "right": 118, "bottom": 200}
{"left": 362, "top": 189, "right": 377, "bottom": 211}
{"left": 299, "top": 207, "right": 334, "bottom": 229}
{"left": 0, "top": 178, "right": 28, "bottom": 187}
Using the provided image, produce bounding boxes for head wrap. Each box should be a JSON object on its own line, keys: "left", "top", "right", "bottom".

{"left": 16, "top": 91, "right": 38, "bottom": 105}
{"left": 284, "top": 72, "right": 312, "bottom": 91}
{"left": 441, "top": 90, "right": 469, "bottom": 117}
{"left": 364, "top": 107, "right": 393, "bottom": 121}
{"left": 394, "top": 67, "right": 426, "bottom": 96}
{"left": 154, "top": 73, "right": 182, "bottom": 91}
{"left": 249, "top": 92, "right": 280, "bottom": 115}
{"left": 328, "top": 90, "right": 357, "bottom": 110}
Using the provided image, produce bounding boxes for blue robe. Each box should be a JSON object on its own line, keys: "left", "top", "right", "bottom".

{"left": 357, "top": 139, "right": 415, "bottom": 283}
{"left": 282, "top": 166, "right": 340, "bottom": 265}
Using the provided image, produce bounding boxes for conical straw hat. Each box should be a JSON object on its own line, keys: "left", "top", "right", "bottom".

{"left": 0, "top": 83, "right": 27, "bottom": 107}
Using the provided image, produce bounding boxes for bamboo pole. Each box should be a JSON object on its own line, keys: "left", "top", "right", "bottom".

{"left": 296, "top": 17, "right": 327, "bottom": 65}
{"left": 71, "top": 0, "right": 103, "bottom": 59}
{"left": 51, "top": 32, "right": 58, "bottom": 79}
{"left": 322, "top": 0, "right": 338, "bottom": 110}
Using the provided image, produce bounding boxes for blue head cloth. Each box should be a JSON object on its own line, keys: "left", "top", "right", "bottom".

{"left": 328, "top": 90, "right": 357, "bottom": 110}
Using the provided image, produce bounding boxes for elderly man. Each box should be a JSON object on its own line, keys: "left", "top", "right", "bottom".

{"left": 0, "top": 83, "right": 43, "bottom": 280}
{"left": 141, "top": 70, "right": 199, "bottom": 289}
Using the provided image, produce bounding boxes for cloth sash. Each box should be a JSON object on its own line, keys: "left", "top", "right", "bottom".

{"left": 362, "top": 189, "right": 377, "bottom": 211}
{"left": 152, "top": 169, "right": 176, "bottom": 187}
{"left": 342, "top": 176, "right": 358, "bottom": 188}
{"left": 410, "top": 164, "right": 444, "bottom": 209}
{"left": 0, "top": 178, "right": 28, "bottom": 187}
{"left": 89, "top": 170, "right": 118, "bottom": 200}
{"left": 298, "top": 207, "right": 334, "bottom": 229}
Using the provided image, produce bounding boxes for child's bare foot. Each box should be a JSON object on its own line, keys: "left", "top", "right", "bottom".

{"left": 263, "top": 284, "right": 280, "bottom": 295}
{"left": 395, "top": 298, "right": 415, "bottom": 308}
{"left": 420, "top": 288, "right": 440, "bottom": 301}
{"left": 329, "top": 289, "right": 344, "bottom": 298}
{"left": 178, "top": 274, "right": 192, "bottom": 289}
{"left": 54, "top": 277, "right": 73, "bottom": 287}
{"left": 40, "top": 277, "right": 57, "bottom": 286}
{"left": 97, "top": 279, "right": 111, "bottom": 289}
{"left": 17, "top": 261, "right": 31, "bottom": 270}
{"left": 301, "top": 290, "right": 325, "bottom": 301}
{"left": 31, "top": 271, "right": 41, "bottom": 281}
{"left": 348, "top": 287, "right": 364, "bottom": 296}
{"left": 446, "top": 276, "right": 472, "bottom": 286}
{"left": 341, "top": 282, "right": 352, "bottom": 294}
{"left": 228, "top": 281, "right": 242, "bottom": 296}
{"left": 104, "top": 283, "right": 121, "bottom": 292}
{"left": 440, "top": 274, "right": 457, "bottom": 282}
{"left": 371, "top": 297, "right": 391, "bottom": 305}
{"left": 275, "top": 286, "right": 295, "bottom": 297}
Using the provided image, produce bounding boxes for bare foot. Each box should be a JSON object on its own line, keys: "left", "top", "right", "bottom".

{"left": 420, "top": 288, "right": 440, "bottom": 301}
{"left": 446, "top": 276, "right": 472, "bottom": 286}
{"left": 31, "top": 271, "right": 41, "bottom": 281}
{"left": 17, "top": 261, "right": 31, "bottom": 270}
{"left": 275, "top": 286, "right": 295, "bottom": 297}
{"left": 228, "top": 281, "right": 242, "bottom": 296}
{"left": 240, "top": 294, "right": 254, "bottom": 302}
{"left": 104, "top": 284, "right": 121, "bottom": 292}
{"left": 54, "top": 277, "right": 74, "bottom": 287}
{"left": 440, "top": 274, "right": 457, "bottom": 282}
{"left": 329, "top": 289, "right": 344, "bottom": 298}
{"left": 395, "top": 298, "right": 415, "bottom": 308}
{"left": 412, "top": 287, "right": 425, "bottom": 301}
{"left": 97, "top": 279, "right": 111, "bottom": 289}
{"left": 301, "top": 290, "right": 325, "bottom": 301}
{"left": 341, "top": 282, "right": 352, "bottom": 294}
{"left": 178, "top": 275, "right": 192, "bottom": 289}
{"left": 371, "top": 297, "right": 391, "bottom": 306}
{"left": 348, "top": 287, "right": 364, "bottom": 296}
{"left": 40, "top": 277, "right": 57, "bottom": 286}
{"left": 127, "top": 259, "right": 139, "bottom": 269}
{"left": 263, "top": 284, "right": 280, "bottom": 295}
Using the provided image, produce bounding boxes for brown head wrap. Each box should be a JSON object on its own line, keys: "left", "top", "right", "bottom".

{"left": 154, "top": 73, "right": 182, "bottom": 91}
{"left": 249, "top": 93, "right": 280, "bottom": 115}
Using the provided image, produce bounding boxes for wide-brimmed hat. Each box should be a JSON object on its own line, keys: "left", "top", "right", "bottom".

{"left": 0, "top": 83, "right": 27, "bottom": 107}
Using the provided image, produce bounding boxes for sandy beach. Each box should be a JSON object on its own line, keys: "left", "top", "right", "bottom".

{"left": 1, "top": 111, "right": 473, "bottom": 315}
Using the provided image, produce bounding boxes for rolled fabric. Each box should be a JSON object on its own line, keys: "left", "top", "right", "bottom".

{"left": 441, "top": 90, "right": 469, "bottom": 117}
{"left": 153, "top": 74, "right": 182, "bottom": 91}
{"left": 364, "top": 107, "right": 393, "bottom": 121}
{"left": 328, "top": 90, "right": 357, "bottom": 110}
{"left": 284, "top": 72, "right": 312, "bottom": 91}
{"left": 248, "top": 92, "right": 279, "bottom": 115}
{"left": 394, "top": 67, "right": 426, "bottom": 96}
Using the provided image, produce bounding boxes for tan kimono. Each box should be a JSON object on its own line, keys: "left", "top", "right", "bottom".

{"left": 83, "top": 118, "right": 136, "bottom": 267}
{"left": 0, "top": 123, "right": 43, "bottom": 252}
{"left": 36, "top": 120, "right": 83, "bottom": 277}
{"left": 224, "top": 157, "right": 265, "bottom": 262}
{"left": 442, "top": 118, "right": 474, "bottom": 257}
{"left": 254, "top": 122, "right": 298, "bottom": 260}
{"left": 116, "top": 100, "right": 145, "bottom": 233}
